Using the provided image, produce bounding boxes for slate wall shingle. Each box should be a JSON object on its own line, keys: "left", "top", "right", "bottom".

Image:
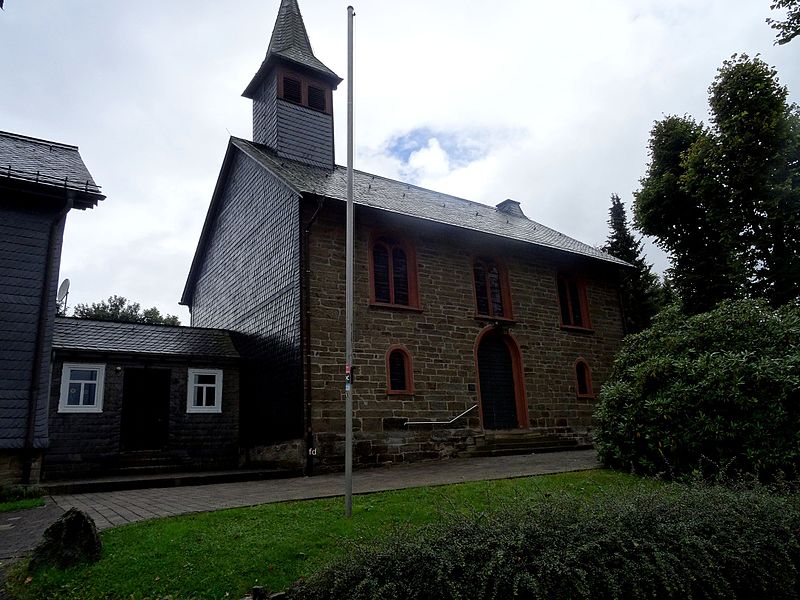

{"left": 45, "top": 356, "right": 240, "bottom": 478}
{"left": 189, "top": 150, "right": 303, "bottom": 445}
{"left": 0, "top": 204, "right": 63, "bottom": 451}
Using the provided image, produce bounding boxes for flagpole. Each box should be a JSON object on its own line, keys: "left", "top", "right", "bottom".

{"left": 344, "top": 4, "right": 355, "bottom": 519}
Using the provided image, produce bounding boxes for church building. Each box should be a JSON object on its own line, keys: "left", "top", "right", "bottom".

{"left": 181, "top": 0, "right": 629, "bottom": 471}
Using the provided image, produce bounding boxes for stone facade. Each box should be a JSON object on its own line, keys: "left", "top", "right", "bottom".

{"left": 304, "top": 200, "right": 625, "bottom": 469}
{"left": 44, "top": 354, "right": 240, "bottom": 479}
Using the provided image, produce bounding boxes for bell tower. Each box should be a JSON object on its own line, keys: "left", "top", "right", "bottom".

{"left": 243, "top": 0, "right": 342, "bottom": 170}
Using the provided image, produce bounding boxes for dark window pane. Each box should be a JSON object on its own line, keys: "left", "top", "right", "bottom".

{"left": 194, "top": 386, "right": 204, "bottom": 407}
{"left": 71, "top": 369, "right": 97, "bottom": 381}
{"left": 308, "top": 85, "right": 326, "bottom": 111}
{"left": 197, "top": 374, "right": 216, "bottom": 385}
{"left": 373, "top": 244, "right": 391, "bottom": 303}
{"left": 569, "top": 281, "right": 583, "bottom": 327}
{"left": 67, "top": 385, "right": 81, "bottom": 405}
{"left": 389, "top": 350, "right": 407, "bottom": 391}
{"left": 392, "top": 247, "right": 409, "bottom": 305}
{"left": 82, "top": 383, "right": 96, "bottom": 406}
{"left": 488, "top": 264, "right": 504, "bottom": 317}
{"left": 558, "top": 279, "right": 571, "bottom": 324}
{"left": 474, "top": 263, "right": 489, "bottom": 315}
{"left": 283, "top": 77, "right": 302, "bottom": 103}
{"left": 576, "top": 362, "right": 589, "bottom": 395}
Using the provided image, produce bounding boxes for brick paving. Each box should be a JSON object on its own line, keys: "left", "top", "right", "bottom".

{"left": 1, "top": 449, "right": 599, "bottom": 562}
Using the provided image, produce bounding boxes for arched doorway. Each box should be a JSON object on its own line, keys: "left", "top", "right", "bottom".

{"left": 475, "top": 328, "right": 527, "bottom": 429}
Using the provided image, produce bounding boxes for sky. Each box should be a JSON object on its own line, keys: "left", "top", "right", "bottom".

{"left": 1, "top": 1, "right": 798, "bottom": 323}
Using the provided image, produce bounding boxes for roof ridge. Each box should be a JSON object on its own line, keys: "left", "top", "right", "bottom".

{"left": 238, "top": 138, "right": 541, "bottom": 223}
{"left": 337, "top": 163, "right": 538, "bottom": 221}
{"left": 229, "top": 137, "right": 630, "bottom": 268}
{"left": 56, "top": 316, "right": 242, "bottom": 336}
{"left": 0, "top": 130, "right": 79, "bottom": 151}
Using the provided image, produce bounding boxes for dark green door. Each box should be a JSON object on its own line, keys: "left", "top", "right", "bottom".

{"left": 477, "top": 333, "right": 519, "bottom": 429}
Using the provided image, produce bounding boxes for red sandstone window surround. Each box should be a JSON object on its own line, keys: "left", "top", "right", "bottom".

{"left": 472, "top": 257, "right": 513, "bottom": 320}
{"left": 574, "top": 358, "right": 594, "bottom": 398}
{"left": 369, "top": 233, "right": 420, "bottom": 309}
{"left": 557, "top": 274, "right": 592, "bottom": 330}
{"left": 386, "top": 345, "right": 413, "bottom": 394}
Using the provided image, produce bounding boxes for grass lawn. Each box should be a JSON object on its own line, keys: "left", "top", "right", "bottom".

{"left": 7, "top": 469, "right": 646, "bottom": 600}
{"left": 0, "top": 498, "right": 45, "bottom": 513}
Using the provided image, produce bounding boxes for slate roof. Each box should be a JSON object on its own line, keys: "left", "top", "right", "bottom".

{"left": 0, "top": 131, "right": 104, "bottom": 208}
{"left": 243, "top": 0, "right": 341, "bottom": 98}
{"left": 53, "top": 317, "right": 240, "bottom": 359}
{"left": 232, "top": 137, "right": 629, "bottom": 267}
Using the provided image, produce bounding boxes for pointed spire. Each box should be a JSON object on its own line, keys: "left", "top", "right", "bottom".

{"left": 267, "top": 0, "right": 313, "bottom": 56}
{"left": 243, "top": 0, "right": 341, "bottom": 98}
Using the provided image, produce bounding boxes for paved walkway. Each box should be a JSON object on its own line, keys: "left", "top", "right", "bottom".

{"left": 1, "top": 449, "right": 599, "bottom": 562}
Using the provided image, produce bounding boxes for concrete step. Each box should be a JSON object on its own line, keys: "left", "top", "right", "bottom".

{"left": 467, "top": 443, "right": 593, "bottom": 458}
{"left": 476, "top": 438, "right": 579, "bottom": 450}
{"left": 39, "top": 467, "right": 303, "bottom": 495}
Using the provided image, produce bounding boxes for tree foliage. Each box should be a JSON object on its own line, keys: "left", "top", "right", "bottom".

{"left": 603, "top": 193, "right": 661, "bottom": 333}
{"left": 635, "top": 55, "right": 800, "bottom": 313}
{"left": 595, "top": 299, "right": 800, "bottom": 480}
{"left": 768, "top": 0, "right": 800, "bottom": 45}
{"left": 72, "top": 295, "right": 181, "bottom": 326}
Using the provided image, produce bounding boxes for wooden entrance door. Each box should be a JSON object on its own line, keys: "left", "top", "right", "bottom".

{"left": 121, "top": 368, "right": 170, "bottom": 450}
{"left": 477, "top": 332, "right": 520, "bottom": 429}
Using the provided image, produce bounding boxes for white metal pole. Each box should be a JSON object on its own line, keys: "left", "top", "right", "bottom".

{"left": 344, "top": 4, "right": 355, "bottom": 518}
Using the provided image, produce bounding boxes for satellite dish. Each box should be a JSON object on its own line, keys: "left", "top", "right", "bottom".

{"left": 57, "top": 278, "right": 71, "bottom": 303}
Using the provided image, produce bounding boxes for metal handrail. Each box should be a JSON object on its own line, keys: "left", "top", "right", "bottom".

{"left": 404, "top": 404, "right": 478, "bottom": 426}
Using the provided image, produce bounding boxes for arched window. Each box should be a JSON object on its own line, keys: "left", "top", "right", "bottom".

{"left": 386, "top": 346, "right": 413, "bottom": 394}
{"left": 574, "top": 359, "right": 594, "bottom": 398}
{"left": 473, "top": 258, "right": 511, "bottom": 319}
{"left": 370, "top": 235, "right": 419, "bottom": 308}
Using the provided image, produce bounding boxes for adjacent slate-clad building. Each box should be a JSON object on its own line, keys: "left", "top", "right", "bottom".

{"left": 0, "top": 131, "right": 104, "bottom": 484}
{"left": 46, "top": 318, "right": 242, "bottom": 479}
{"left": 182, "top": 0, "right": 631, "bottom": 470}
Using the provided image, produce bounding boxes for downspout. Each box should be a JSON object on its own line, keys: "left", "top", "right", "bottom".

{"left": 22, "top": 196, "right": 72, "bottom": 484}
{"left": 301, "top": 196, "right": 325, "bottom": 476}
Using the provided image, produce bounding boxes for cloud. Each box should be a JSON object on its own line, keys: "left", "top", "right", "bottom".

{"left": 2, "top": 0, "right": 797, "bottom": 317}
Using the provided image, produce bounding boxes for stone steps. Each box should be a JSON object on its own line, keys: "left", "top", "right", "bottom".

{"left": 465, "top": 432, "right": 592, "bottom": 458}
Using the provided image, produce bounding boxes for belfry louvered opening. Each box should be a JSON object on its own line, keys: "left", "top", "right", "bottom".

{"left": 308, "top": 85, "right": 326, "bottom": 112}
{"left": 282, "top": 77, "right": 303, "bottom": 104}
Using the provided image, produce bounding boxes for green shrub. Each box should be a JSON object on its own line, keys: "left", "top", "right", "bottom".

{"left": 595, "top": 299, "right": 800, "bottom": 479}
{"left": 287, "top": 483, "right": 800, "bottom": 599}
{"left": 0, "top": 484, "right": 43, "bottom": 502}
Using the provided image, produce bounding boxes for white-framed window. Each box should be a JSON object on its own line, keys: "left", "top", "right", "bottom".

{"left": 187, "top": 368, "right": 223, "bottom": 414}
{"left": 58, "top": 363, "right": 105, "bottom": 413}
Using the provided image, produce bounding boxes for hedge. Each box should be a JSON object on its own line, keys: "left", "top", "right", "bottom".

{"left": 287, "top": 482, "right": 800, "bottom": 599}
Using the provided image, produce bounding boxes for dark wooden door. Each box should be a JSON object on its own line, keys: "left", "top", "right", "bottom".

{"left": 121, "top": 368, "right": 170, "bottom": 450}
{"left": 477, "top": 334, "right": 519, "bottom": 429}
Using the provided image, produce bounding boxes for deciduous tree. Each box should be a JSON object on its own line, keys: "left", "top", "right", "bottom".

{"left": 635, "top": 55, "right": 799, "bottom": 311}
{"left": 72, "top": 295, "right": 181, "bottom": 325}
{"left": 768, "top": 0, "right": 800, "bottom": 45}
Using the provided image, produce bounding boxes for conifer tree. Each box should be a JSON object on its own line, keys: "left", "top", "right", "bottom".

{"left": 604, "top": 194, "right": 660, "bottom": 333}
